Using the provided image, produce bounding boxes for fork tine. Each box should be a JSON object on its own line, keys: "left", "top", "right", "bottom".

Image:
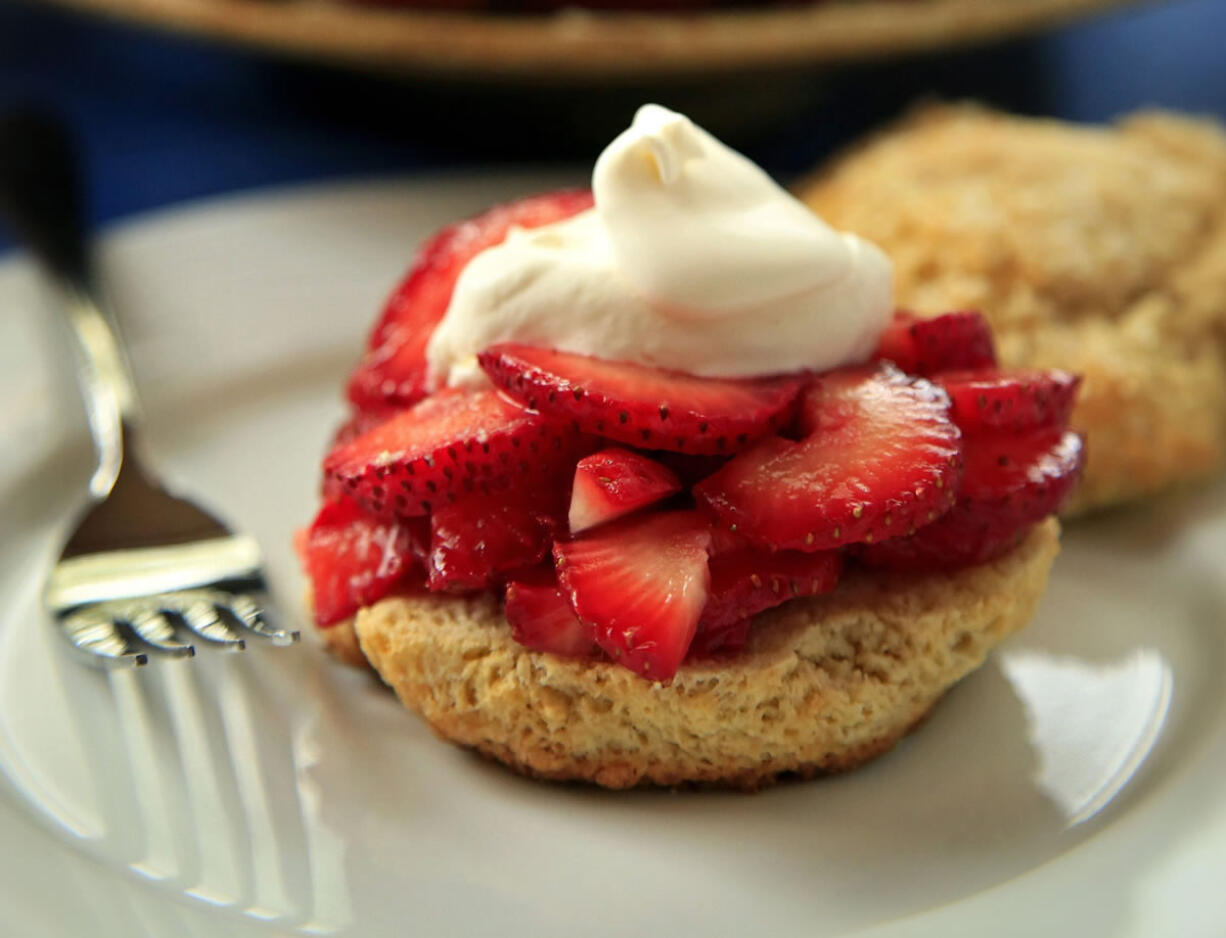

{"left": 176, "top": 595, "right": 246, "bottom": 650}
{"left": 59, "top": 608, "right": 149, "bottom": 668}
{"left": 223, "top": 593, "right": 300, "bottom": 646}
{"left": 126, "top": 607, "right": 196, "bottom": 659}
{"left": 11, "top": 113, "right": 295, "bottom": 669}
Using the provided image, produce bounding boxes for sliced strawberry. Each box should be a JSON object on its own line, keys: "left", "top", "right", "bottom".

{"left": 649, "top": 450, "right": 732, "bottom": 487}
{"left": 554, "top": 510, "right": 712, "bottom": 682}
{"left": 689, "top": 545, "right": 838, "bottom": 658}
{"left": 938, "top": 369, "right": 1081, "bottom": 436}
{"left": 323, "top": 388, "right": 576, "bottom": 518}
{"left": 568, "top": 447, "right": 682, "bottom": 534}
{"left": 696, "top": 363, "right": 962, "bottom": 551}
{"left": 855, "top": 501, "right": 1020, "bottom": 571}
{"left": 687, "top": 618, "right": 752, "bottom": 659}
{"left": 346, "top": 190, "right": 594, "bottom": 411}
{"left": 959, "top": 427, "right": 1084, "bottom": 504}
{"left": 860, "top": 429, "right": 1084, "bottom": 571}
{"left": 708, "top": 524, "right": 752, "bottom": 557}
{"left": 700, "top": 548, "right": 842, "bottom": 631}
{"left": 479, "top": 344, "right": 805, "bottom": 455}
{"left": 427, "top": 488, "right": 564, "bottom": 592}
{"left": 505, "top": 567, "right": 600, "bottom": 658}
{"left": 301, "top": 499, "right": 425, "bottom": 627}
{"left": 874, "top": 311, "right": 996, "bottom": 376}
{"left": 329, "top": 406, "right": 399, "bottom": 450}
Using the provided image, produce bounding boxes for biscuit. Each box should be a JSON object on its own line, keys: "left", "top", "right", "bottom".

{"left": 798, "top": 104, "right": 1226, "bottom": 513}
{"left": 350, "top": 518, "right": 1059, "bottom": 790}
{"left": 317, "top": 613, "right": 369, "bottom": 669}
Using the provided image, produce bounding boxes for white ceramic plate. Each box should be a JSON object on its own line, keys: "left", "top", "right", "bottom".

{"left": 0, "top": 176, "right": 1223, "bottom": 938}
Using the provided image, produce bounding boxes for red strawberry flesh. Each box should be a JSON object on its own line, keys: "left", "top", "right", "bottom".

{"left": 323, "top": 388, "right": 575, "bottom": 518}
{"left": 479, "top": 344, "right": 805, "bottom": 455}
{"left": 569, "top": 447, "right": 682, "bottom": 533}
{"left": 687, "top": 548, "right": 840, "bottom": 659}
{"left": 427, "top": 489, "right": 563, "bottom": 592}
{"left": 700, "top": 548, "right": 842, "bottom": 631}
{"left": 554, "top": 510, "right": 712, "bottom": 682}
{"left": 874, "top": 311, "right": 996, "bottom": 376}
{"left": 687, "top": 618, "right": 752, "bottom": 659}
{"left": 939, "top": 369, "right": 1081, "bottom": 436}
{"left": 505, "top": 568, "right": 600, "bottom": 658}
{"left": 329, "top": 406, "right": 399, "bottom": 450}
{"left": 347, "top": 190, "right": 594, "bottom": 410}
{"left": 648, "top": 450, "right": 732, "bottom": 488}
{"left": 696, "top": 363, "right": 962, "bottom": 551}
{"left": 302, "top": 499, "right": 424, "bottom": 626}
{"left": 959, "top": 427, "right": 1084, "bottom": 503}
{"left": 860, "top": 429, "right": 1084, "bottom": 571}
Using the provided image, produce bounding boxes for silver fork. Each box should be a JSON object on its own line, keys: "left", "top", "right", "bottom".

{"left": 0, "top": 109, "right": 298, "bottom": 666}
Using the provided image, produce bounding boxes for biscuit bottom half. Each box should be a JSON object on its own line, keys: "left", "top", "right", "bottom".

{"left": 341, "top": 518, "right": 1059, "bottom": 790}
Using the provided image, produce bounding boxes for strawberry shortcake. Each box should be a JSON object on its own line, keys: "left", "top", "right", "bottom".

{"left": 299, "top": 105, "right": 1082, "bottom": 788}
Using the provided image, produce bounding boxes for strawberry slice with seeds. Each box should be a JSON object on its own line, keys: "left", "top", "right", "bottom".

{"left": 554, "top": 510, "right": 712, "bottom": 682}
{"left": 427, "top": 489, "right": 565, "bottom": 592}
{"left": 684, "top": 544, "right": 839, "bottom": 659}
{"left": 479, "top": 344, "right": 805, "bottom": 455}
{"left": 708, "top": 524, "right": 752, "bottom": 557}
{"left": 346, "top": 190, "right": 594, "bottom": 411}
{"left": 938, "top": 369, "right": 1081, "bottom": 436}
{"left": 874, "top": 311, "right": 996, "bottom": 376}
{"left": 699, "top": 548, "right": 842, "bottom": 631}
{"left": 505, "top": 567, "right": 600, "bottom": 658}
{"left": 301, "top": 499, "right": 425, "bottom": 627}
{"left": 696, "top": 363, "right": 962, "bottom": 551}
{"left": 860, "top": 428, "right": 1084, "bottom": 571}
{"left": 687, "top": 618, "right": 752, "bottom": 659}
{"left": 649, "top": 450, "right": 732, "bottom": 488}
{"left": 960, "top": 427, "right": 1084, "bottom": 504}
{"left": 569, "top": 447, "right": 682, "bottom": 534}
{"left": 329, "top": 407, "right": 399, "bottom": 450}
{"left": 323, "top": 388, "right": 576, "bottom": 518}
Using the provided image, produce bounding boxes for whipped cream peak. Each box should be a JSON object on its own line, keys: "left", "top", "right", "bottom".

{"left": 594, "top": 104, "right": 856, "bottom": 319}
{"left": 426, "top": 104, "right": 893, "bottom": 389}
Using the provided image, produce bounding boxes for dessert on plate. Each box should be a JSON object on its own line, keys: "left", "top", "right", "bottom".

{"left": 299, "top": 105, "right": 1083, "bottom": 789}
{"left": 799, "top": 103, "right": 1226, "bottom": 514}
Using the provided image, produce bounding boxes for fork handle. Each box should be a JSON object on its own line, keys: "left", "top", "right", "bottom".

{"left": 0, "top": 108, "right": 139, "bottom": 497}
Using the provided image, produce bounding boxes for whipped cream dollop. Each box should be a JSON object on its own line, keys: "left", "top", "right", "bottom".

{"left": 426, "top": 104, "right": 893, "bottom": 389}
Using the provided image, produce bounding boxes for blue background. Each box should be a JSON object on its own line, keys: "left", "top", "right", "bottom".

{"left": 0, "top": 0, "right": 1224, "bottom": 250}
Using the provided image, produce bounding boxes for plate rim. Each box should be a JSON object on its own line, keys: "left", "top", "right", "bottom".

{"left": 1, "top": 173, "right": 1224, "bottom": 938}
{"left": 27, "top": 0, "right": 1148, "bottom": 79}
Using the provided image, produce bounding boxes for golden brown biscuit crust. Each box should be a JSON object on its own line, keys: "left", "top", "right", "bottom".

{"left": 799, "top": 104, "right": 1226, "bottom": 513}
{"left": 318, "top": 616, "right": 368, "bottom": 668}
{"left": 352, "top": 518, "right": 1059, "bottom": 790}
